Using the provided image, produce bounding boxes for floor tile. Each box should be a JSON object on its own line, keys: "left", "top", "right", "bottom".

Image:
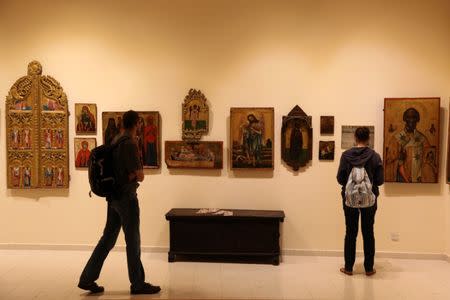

{"left": 1, "top": 250, "right": 450, "bottom": 300}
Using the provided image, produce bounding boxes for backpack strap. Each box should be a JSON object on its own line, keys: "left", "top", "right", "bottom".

{"left": 111, "top": 135, "right": 131, "bottom": 149}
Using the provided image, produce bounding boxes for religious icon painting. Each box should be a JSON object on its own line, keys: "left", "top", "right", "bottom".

{"left": 21, "top": 127, "right": 32, "bottom": 149}
{"left": 10, "top": 127, "right": 21, "bottom": 150}
{"left": 75, "top": 103, "right": 97, "bottom": 135}
{"left": 281, "top": 105, "right": 313, "bottom": 171}
{"left": 55, "top": 165, "right": 65, "bottom": 187}
{"left": 102, "top": 112, "right": 124, "bottom": 145}
{"left": 182, "top": 89, "right": 209, "bottom": 141}
{"left": 42, "top": 96, "right": 64, "bottom": 111}
{"left": 10, "top": 165, "right": 21, "bottom": 188}
{"left": 41, "top": 128, "right": 65, "bottom": 149}
{"left": 319, "top": 141, "right": 335, "bottom": 160}
{"left": 384, "top": 97, "right": 440, "bottom": 183}
{"left": 165, "top": 141, "right": 223, "bottom": 169}
{"left": 320, "top": 116, "right": 334, "bottom": 135}
{"left": 74, "top": 138, "right": 96, "bottom": 168}
{"left": 9, "top": 127, "right": 32, "bottom": 150}
{"left": 341, "top": 125, "right": 375, "bottom": 149}
{"left": 42, "top": 165, "right": 55, "bottom": 187}
{"left": 9, "top": 163, "right": 33, "bottom": 188}
{"left": 6, "top": 61, "right": 69, "bottom": 189}
{"left": 22, "top": 164, "right": 33, "bottom": 188}
{"left": 102, "top": 111, "right": 161, "bottom": 169}
{"left": 230, "top": 107, "right": 274, "bottom": 169}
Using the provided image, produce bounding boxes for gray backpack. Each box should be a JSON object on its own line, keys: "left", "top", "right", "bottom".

{"left": 344, "top": 166, "right": 376, "bottom": 208}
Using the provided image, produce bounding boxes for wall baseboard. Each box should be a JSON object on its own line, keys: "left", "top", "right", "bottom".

{"left": 0, "top": 243, "right": 168, "bottom": 253}
{"left": 0, "top": 243, "right": 448, "bottom": 262}
{"left": 283, "top": 248, "right": 449, "bottom": 261}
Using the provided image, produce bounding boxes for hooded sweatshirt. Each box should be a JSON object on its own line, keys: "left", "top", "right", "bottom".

{"left": 337, "top": 147, "right": 384, "bottom": 202}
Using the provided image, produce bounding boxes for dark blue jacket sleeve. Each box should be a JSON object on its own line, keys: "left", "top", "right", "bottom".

{"left": 337, "top": 155, "right": 348, "bottom": 186}
{"left": 373, "top": 154, "right": 384, "bottom": 186}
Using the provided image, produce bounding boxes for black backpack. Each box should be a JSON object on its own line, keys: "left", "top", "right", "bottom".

{"left": 88, "top": 136, "right": 129, "bottom": 197}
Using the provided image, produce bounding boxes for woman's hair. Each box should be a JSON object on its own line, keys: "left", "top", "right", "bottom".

{"left": 354, "top": 127, "right": 370, "bottom": 143}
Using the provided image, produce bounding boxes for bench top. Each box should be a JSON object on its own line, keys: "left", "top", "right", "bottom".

{"left": 165, "top": 208, "right": 285, "bottom": 221}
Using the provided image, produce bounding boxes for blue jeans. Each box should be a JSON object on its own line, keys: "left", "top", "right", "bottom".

{"left": 79, "top": 190, "right": 145, "bottom": 288}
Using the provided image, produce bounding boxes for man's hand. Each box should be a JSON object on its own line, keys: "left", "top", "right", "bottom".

{"left": 136, "top": 170, "right": 144, "bottom": 182}
{"left": 128, "top": 169, "right": 145, "bottom": 182}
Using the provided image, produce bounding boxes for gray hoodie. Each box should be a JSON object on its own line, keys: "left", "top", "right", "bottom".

{"left": 337, "top": 147, "right": 384, "bottom": 201}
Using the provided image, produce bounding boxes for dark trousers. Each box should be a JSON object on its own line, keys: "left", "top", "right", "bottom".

{"left": 343, "top": 204, "right": 377, "bottom": 272}
{"left": 79, "top": 191, "right": 145, "bottom": 288}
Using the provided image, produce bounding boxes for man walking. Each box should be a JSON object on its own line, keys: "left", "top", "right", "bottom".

{"left": 78, "top": 110, "right": 160, "bottom": 294}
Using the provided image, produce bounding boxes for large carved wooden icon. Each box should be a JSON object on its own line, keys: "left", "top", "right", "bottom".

{"left": 182, "top": 89, "right": 208, "bottom": 141}
{"left": 281, "top": 105, "right": 313, "bottom": 171}
{"left": 384, "top": 97, "right": 440, "bottom": 183}
{"left": 6, "top": 61, "right": 70, "bottom": 188}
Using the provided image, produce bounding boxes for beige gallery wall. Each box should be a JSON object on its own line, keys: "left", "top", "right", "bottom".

{"left": 0, "top": 0, "right": 450, "bottom": 255}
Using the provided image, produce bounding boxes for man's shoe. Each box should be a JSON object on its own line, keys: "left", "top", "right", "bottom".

{"left": 130, "top": 282, "right": 161, "bottom": 294}
{"left": 78, "top": 282, "right": 104, "bottom": 293}
{"left": 340, "top": 267, "right": 353, "bottom": 276}
{"left": 366, "top": 269, "right": 377, "bottom": 276}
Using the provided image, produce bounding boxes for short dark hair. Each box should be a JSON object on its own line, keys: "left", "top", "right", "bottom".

{"left": 123, "top": 110, "right": 139, "bottom": 130}
{"left": 354, "top": 127, "right": 370, "bottom": 143}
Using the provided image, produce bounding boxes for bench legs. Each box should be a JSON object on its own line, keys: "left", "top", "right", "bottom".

{"left": 168, "top": 252, "right": 176, "bottom": 262}
{"left": 272, "top": 255, "right": 280, "bottom": 266}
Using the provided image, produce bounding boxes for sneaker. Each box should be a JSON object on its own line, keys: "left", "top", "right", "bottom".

{"left": 366, "top": 269, "right": 376, "bottom": 276}
{"left": 78, "top": 281, "right": 104, "bottom": 293}
{"left": 130, "top": 282, "right": 161, "bottom": 294}
{"left": 340, "top": 267, "right": 353, "bottom": 276}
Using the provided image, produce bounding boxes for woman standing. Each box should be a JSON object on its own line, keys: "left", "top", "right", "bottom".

{"left": 337, "top": 127, "right": 384, "bottom": 276}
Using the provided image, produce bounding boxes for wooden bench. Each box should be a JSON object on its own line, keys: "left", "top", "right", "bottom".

{"left": 165, "top": 208, "right": 285, "bottom": 265}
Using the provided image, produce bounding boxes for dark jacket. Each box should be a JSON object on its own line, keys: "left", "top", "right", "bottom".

{"left": 337, "top": 147, "right": 384, "bottom": 202}
{"left": 112, "top": 132, "right": 142, "bottom": 193}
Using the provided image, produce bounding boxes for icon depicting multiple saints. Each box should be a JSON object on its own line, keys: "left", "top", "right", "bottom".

{"left": 102, "top": 111, "right": 160, "bottom": 169}
{"left": 10, "top": 127, "right": 32, "bottom": 149}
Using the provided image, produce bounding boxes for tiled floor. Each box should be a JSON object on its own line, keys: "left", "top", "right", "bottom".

{"left": 0, "top": 250, "right": 450, "bottom": 300}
